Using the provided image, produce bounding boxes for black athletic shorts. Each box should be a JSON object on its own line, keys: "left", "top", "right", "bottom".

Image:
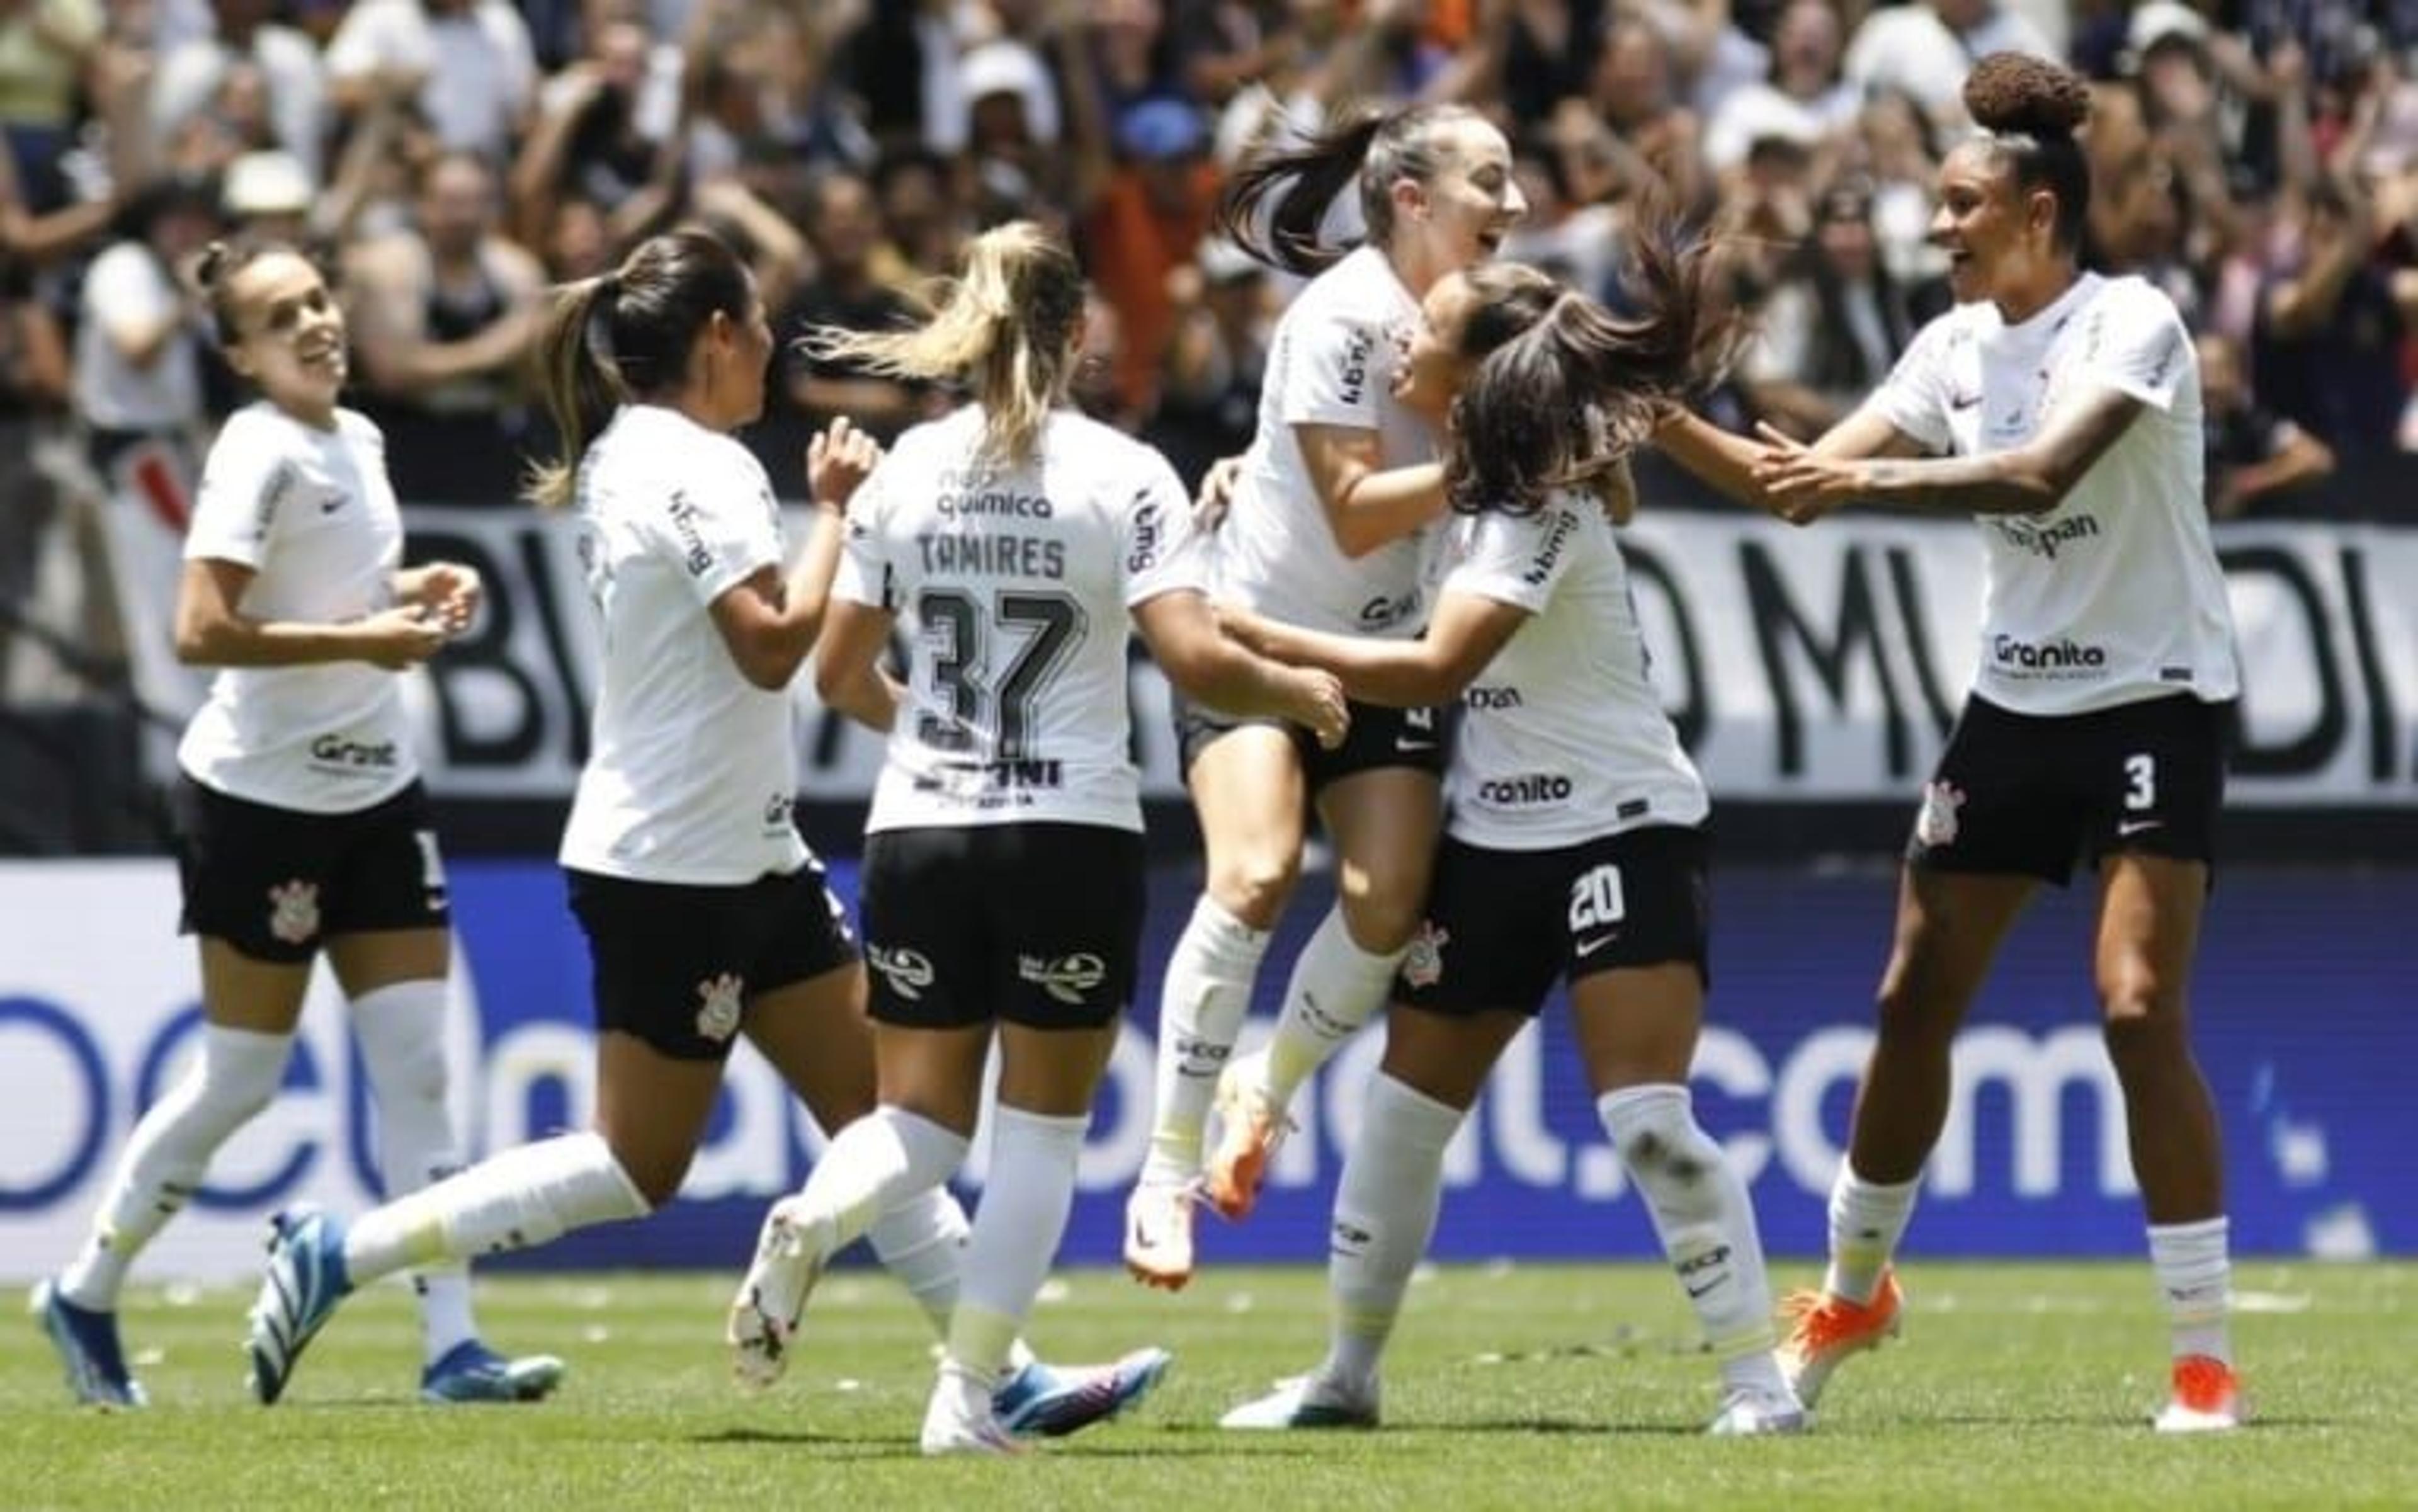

{"left": 173, "top": 776, "right": 449, "bottom": 963}
{"left": 1908, "top": 692, "right": 2231, "bottom": 885}
{"left": 1395, "top": 824, "right": 1711, "bottom": 1016}
{"left": 1172, "top": 688, "right": 1446, "bottom": 794}
{"left": 858, "top": 822, "right": 1145, "bottom": 1030}
{"left": 565, "top": 859, "right": 860, "bottom": 1062}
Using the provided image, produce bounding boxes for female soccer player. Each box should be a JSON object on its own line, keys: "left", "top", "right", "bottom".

{"left": 1662, "top": 54, "right": 2244, "bottom": 1432}
{"left": 722, "top": 220, "right": 1346, "bottom": 1455}
{"left": 35, "top": 238, "right": 558, "bottom": 1407}
{"left": 244, "top": 230, "right": 1172, "bottom": 1436}
{"left": 1213, "top": 247, "right": 1805, "bottom": 1436}
{"left": 1125, "top": 102, "right": 1528, "bottom": 1290}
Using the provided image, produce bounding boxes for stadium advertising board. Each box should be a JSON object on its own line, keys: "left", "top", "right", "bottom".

{"left": 1, "top": 861, "right": 2404, "bottom": 1282}
{"left": 385, "top": 511, "right": 2418, "bottom": 807}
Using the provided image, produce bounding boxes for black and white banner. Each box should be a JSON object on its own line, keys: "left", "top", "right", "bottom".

{"left": 332, "top": 510, "right": 2418, "bottom": 807}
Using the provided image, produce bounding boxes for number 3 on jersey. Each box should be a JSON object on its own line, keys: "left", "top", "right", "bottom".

{"left": 917, "top": 588, "right": 1087, "bottom": 759}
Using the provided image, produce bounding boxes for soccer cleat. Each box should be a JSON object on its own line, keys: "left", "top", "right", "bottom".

{"left": 420, "top": 1339, "right": 569, "bottom": 1405}
{"left": 921, "top": 1362, "right": 1027, "bottom": 1457}
{"left": 1705, "top": 1383, "right": 1810, "bottom": 1436}
{"left": 2152, "top": 1354, "right": 2245, "bottom": 1433}
{"left": 993, "top": 1347, "right": 1173, "bottom": 1438}
{"left": 726, "top": 1197, "right": 829, "bottom": 1390}
{"left": 31, "top": 1278, "right": 147, "bottom": 1408}
{"left": 247, "top": 1205, "right": 354, "bottom": 1406}
{"left": 1204, "top": 1050, "right": 1295, "bottom": 1221}
{"left": 1218, "top": 1372, "right": 1379, "bottom": 1430}
{"left": 1776, "top": 1270, "right": 1904, "bottom": 1410}
{"left": 1123, "top": 1180, "right": 1199, "bottom": 1290}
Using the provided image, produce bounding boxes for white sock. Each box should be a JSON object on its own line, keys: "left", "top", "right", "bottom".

{"left": 1324, "top": 1072, "right": 1462, "bottom": 1391}
{"left": 2148, "top": 1217, "right": 2232, "bottom": 1366}
{"left": 350, "top": 979, "right": 477, "bottom": 1364}
{"left": 785, "top": 1105, "right": 970, "bottom": 1263}
{"left": 1264, "top": 906, "right": 1404, "bottom": 1107}
{"left": 867, "top": 1186, "right": 971, "bottom": 1338}
{"left": 948, "top": 1106, "right": 1086, "bottom": 1382}
{"left": 1822, "top": 1164, "right": 1921, "bottom": 1306}
{"left": 1144, "top": 896, "right": 1271, "bottom": 1186}
{"left": 343, "top": 1130, "right": 649, "bottom": 1284}
{"left": 1599, "top": 1085, "right": 1787, "bottom": 1395}
{"left": 59, "top": 1024, "right": 291, "bottom": 1309}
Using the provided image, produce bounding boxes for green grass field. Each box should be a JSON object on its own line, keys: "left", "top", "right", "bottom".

{"left": 12, "top": 1261, "right": 2411, "bottom": 1511}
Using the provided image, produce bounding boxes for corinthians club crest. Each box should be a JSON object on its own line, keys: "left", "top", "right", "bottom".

{"left": 1914, "top": 780, "right": 1967, "bottom": 850}
{"left": 266, "top": 880, "right": 321, "bottom": 946}
{"left": 694, "top": 972, "right": 744, "bottom": 1043}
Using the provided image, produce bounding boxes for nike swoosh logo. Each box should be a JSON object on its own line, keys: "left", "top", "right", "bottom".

{"left": 1950, "top": 392, "right": 1980, "bottom": 411}
{"left": 1574, "top": 934, "right": 1618, "bottom": 958}
{"left": 1395, "top": 740, "right": 1437, "bottom": 753}
{"left": 2118, "top": 819, "right": 2164, "bottom": 838}
{"left": 1684, "top": 1276, "right": 1727, "bottom": 1299}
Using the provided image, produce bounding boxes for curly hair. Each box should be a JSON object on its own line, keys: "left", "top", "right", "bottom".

{"left": 1960, "top": 52, "right": 2093, "bottom": 253}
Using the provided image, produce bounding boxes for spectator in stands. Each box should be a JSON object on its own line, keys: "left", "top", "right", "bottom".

{"left": 344, "top": 152, "right": 545, "bottom": 503}
{"left": 75, "top": 176, "right": 216, "bottom": 486}
{"left": 1150, "top": 234, "right": 1272, "bottom": 489}
{"left": 1739, "top": 178, "right": 1926, "bottom": 440}
{"left": 0, "top": 0, "right": 103, "bottom": 212}
{"left": 0, "top": 247, "right": 67, "bottom": 698}
{"left": 2199, "top": 329, "right": 2336, "bottom": 518}
{"left": 1845, "top": 0, "right": 2055, "bottom": 132}
{"left": 150, "top": 0, "right": 327, "bottom": 182}
{"left": 2254, "top": 177, "right": 2413, "bottom": 460}
{"left": 1081, "top": 98, "right": 1222, "bottom": 421}
{"left": 774, "top": 169, "right": 932, "bottom": 448}
{"left": 1705, "top": 0, "right": 1860, "bottom": 179}
{"left": 326, "top": 0, "right": 539, "bottom": 165}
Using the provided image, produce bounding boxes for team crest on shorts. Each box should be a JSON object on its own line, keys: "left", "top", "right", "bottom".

{"left": 694, "top": 972, "right": 744, "bottom": 1043}
{"left": 1400, "top": 920, "right": 1448, "bottom": 989}
{"left": 266, "top": 880, "right": 321, "bottom": 945}
{"left": 1914, "top": 780, "right": 1967, "bottom": 849}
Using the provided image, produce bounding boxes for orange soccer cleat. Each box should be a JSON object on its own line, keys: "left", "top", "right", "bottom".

{"left": 1776, "top": 1270, "right": 1905, "bottom": 1409}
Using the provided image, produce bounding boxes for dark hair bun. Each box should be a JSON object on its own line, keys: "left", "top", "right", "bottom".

{"left": 1963, "top": 52, "right": 2091, "bottom": 138}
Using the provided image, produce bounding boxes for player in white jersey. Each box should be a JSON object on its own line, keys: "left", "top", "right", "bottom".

{"left": 243, "top": 231, "right": 1175, "bottom": 1436}
{"left": 1661, "top": 54, "right": 2244, "bottom": 1431}
{"left": 1214, "top": 247, "right": 1804, "bottom": 1436}
{"left": 34, "top": 239, "right": 562, "bottom": 1408}
{"left": 721, "top": 222, "right": 1346, "bottom": 1455}
{"left": 1127, "top": 103, "right": 1530, "bottom": 1290}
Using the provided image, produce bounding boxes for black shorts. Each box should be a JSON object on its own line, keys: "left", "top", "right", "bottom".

{"left": 566, "top": 860, "right": 860, "bottom": 1062}
{"left": 1909, "top": 693, "right": 2230, "bottom": 885}
{"left": 859, "top": 823, "right": 1145, "bottom": 1030}
{"left": 1172, "top": 688, "right": 1446, "bottom": 795}
{"left": 173, "top": 776, "right": 450, "bottom": 963}
{"left": 1395, "top": 825, "right": 1711, "bottom": 1016}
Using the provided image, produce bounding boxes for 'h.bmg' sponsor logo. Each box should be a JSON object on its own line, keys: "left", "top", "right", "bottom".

{"left": 1522, "top": 508, "right": 1579, "bottom": 586}
{"left": 1336, "top": 326, "right": 1373, "bottom": 406}
{"left": 1018, "top": 952, "right": 1107, "bottom": 1006}
{"left": 1991, "top": 634, "right": 2108, "bottom": 675}
{"left": 866, "top": 945, "right": 935, "bottom": 1001}
{"left": 665, "top": 490, "right": 713, "bottom": 576}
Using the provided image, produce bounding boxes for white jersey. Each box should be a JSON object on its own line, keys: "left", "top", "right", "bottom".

{"left": 836, "top": 406, "right": 1206, "bottom": 833}
{"left": 1436, "top": 491, "right": 1707, "bottom": 850}
{"left": 177, "top": 403, "right": 417, "bottom": 813}
{"left": 1214, "top": 244, "right": 1433, "bottom": 639}
{"left": 1868, "top": 272, "right": 2239, "bottom": 716}
{"left": 557, "top": 405, "right": 809, "bottom": 884}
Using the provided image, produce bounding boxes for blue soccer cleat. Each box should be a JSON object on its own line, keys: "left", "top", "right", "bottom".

{"left": 992, "top": 1346, "right": 1174, "bottom": 1438}
{"left": 420, "top": 1339, "right": 568, "bottom": 1404}
{"left": 31, "top": 1277, "right": 147, "bottom": 1408}
{"left": 247, "top": 1205, "right": 353, "bottom": 1405}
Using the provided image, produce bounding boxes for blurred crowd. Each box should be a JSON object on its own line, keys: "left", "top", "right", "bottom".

{"left": 0, "top": 0, "right": 2405, "bottom": 707}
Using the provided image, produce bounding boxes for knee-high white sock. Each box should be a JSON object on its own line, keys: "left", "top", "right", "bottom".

{"left": 343, "top": 1131, "right": 649, "bottom": 1284}
{"left": 59, "top": 1025, "right": 292, "bottom": 1309}
{"left": 2148, "top": 1217, "right": 2232, "bottom": 1366}
{"left": 1822, "top": 1163, "right": 1921, "bottom": 1306}
{"left": 787, "top": 1106, "right": 970, "bottom": 1262}
{"left": 1264, "top": 906, "right": 1404, "bottom": 1107}
{"left": 867, "top": 1186, "right": 970, "bottom": 1338}
{"left": 946, "top": 1106, "right": 1087, "bottom": 1386}
{"left": 1599, "top": 1085, "right": 1786, "bottom": 1395}
{"left": 1145, "top": 896, "right": 1271, "bottom": 1185}
{"left": 350, "top": 979, "right": 476, "bottom": 1364}
{"left": 1324, "top": 1072, "right": 1462, "bottom": 1391}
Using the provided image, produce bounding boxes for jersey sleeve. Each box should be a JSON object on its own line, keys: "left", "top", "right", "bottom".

{"left": 1441, "top": 502, "right": 1577, "bottom": 617}
{"left": 659, "top": 446, "right": 783, "bottom": 608}
{"left": 1120, "top": 450, "right": 1208, "bottom": 608}
{"left": 1278, "top": 301, "right": 1393, "bottom": 433}
{"left": 831, "top": 450, "right": 896, "bottom": 611}
{"left": 1865, "top": 315, "right": 1958, "bottom": 453}
{"left": 184, "top": 411, "right": 288, "bottom": 568}
{"left": 2072, "top": 285, "right": 2193, "bottom": 414}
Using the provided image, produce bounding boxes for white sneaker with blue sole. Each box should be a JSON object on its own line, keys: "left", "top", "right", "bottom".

{"left": 992, "top": 1347, "right": 1174, "bottom": 1438}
